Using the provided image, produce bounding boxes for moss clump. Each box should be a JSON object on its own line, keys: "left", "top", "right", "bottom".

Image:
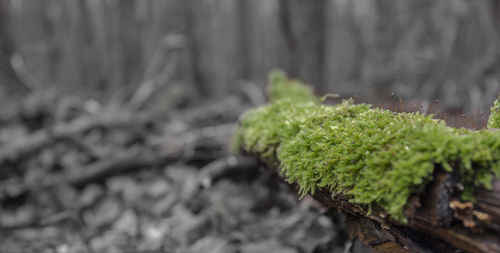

{"left": 234, "top": 71, "right": 500, "bottom": 222}
{"left": 488, "top": 96, "right": 500, "bottom": 128}
{"left": 266, "top": 70, "right": 318, "bottom": 103}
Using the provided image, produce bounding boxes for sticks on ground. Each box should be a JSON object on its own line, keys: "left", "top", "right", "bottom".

{"left": 0, "top": 111, "right": 147, "bottom": 166}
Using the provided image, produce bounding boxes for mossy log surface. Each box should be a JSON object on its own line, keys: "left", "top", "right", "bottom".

{"left": 235, "top": 71, "right": 500, "bottom": 253}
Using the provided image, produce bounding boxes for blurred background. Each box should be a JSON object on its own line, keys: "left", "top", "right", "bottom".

{"left": 1, "top": 1, "right": 500, "bottom": 252}
{"left": 2, "top": 0, "right": 500, "bottom": 114}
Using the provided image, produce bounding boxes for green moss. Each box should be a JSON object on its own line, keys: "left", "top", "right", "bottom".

{"left": 488, "top": 96, "right": 500, "bottom": 128}
{"left": 234, "top": 71, "right": 500, "bottom": 222}
{"left": 267, "top": 70, "right": 318, "bottom": 103}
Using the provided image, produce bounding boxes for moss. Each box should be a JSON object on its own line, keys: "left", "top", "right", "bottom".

{"left": 488, "top": 96, "right": 500, "bottom": 128}
{"left": 266, "top": 70, "right": 318, "bottom": 103}
{"left": 234, "top": 71, "right": 500, "bottom": 222}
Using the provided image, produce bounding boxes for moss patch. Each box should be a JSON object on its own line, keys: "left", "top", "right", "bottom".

{"left": 234, "top": 71, "right": 500, "bottom": 222}
{"left": 488, "top": 96, "right": 500, "bottom": 128}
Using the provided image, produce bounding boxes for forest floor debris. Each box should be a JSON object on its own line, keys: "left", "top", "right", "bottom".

{"left": 0, "top": 91, "right": 364, "bottom": 253}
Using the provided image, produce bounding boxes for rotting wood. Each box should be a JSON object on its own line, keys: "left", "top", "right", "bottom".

{"left": 252, "top": 155, "right": 500, "bottom": 253}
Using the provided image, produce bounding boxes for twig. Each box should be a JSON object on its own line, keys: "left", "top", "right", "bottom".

{"left": 128, "top": 34, "right": 186, "bottom": 110}
{"left": 66, "top": 149, "right": 170, "bottom": 188}
{"left": 10, "top": 53, "right": 43, "bottom": 93}
{"left": 198, "top": 155, "right": 259, "bottom": 188}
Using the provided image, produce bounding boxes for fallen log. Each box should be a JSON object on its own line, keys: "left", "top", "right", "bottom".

{"left": 235, "top": 71, "right": 500, "bottom": 252}
{"left": 275, "top": 165, "right": 500, "bottom": 253}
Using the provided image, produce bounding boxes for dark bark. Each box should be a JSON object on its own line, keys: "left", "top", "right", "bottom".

{"left": 253, "top": 156, "right": 500, "bottom": 253}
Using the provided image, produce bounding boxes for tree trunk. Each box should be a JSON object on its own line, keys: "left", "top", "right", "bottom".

{"left": 0, "top": 0, "right": 29, "bottom": 94}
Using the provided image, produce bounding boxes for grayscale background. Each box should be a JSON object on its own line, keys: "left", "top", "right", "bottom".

{"left": 0, "top": 1, "right": 498, "bottom": 252}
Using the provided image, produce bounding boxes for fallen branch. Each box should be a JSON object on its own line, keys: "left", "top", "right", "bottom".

{"left": 198, "top": 155, "right": 259, "bottom": 188}
{"left": 253, "top": 156, "right": 500, "bottom": 253}
{"left": 0, "top": 123, "right": 235, "bottom": 203}
{"left": 236, "top": 72, "right": 500, "bottom": 252}
{"left": 128, "top": 34, "right": 185, "bottom": 110}
{"left": 65, "top": 124, "right": 235, "bottom": 187}
{"left": 0, "top": 111, "right": 147, "bottom": 166}
{"left": 0, "top": 95, "right": 246, "bottom": 168}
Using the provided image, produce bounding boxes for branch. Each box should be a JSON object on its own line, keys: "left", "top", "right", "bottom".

{"left": 0, "top": 111, "right": 147, "bottom": 166}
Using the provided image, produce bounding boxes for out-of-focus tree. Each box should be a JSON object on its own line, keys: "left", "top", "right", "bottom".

{"left": 2, "top": 0, "right": 500, "bottom": 113}
{"left": 0, "top": 0, "right": 29, "bottom": 98}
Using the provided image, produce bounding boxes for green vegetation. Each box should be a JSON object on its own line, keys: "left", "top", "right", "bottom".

{"left": 488, "top": 96, "right": 500, "bottom": 128}
{"left": 234, "top": 70, "right": 500, "bottom": 222}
